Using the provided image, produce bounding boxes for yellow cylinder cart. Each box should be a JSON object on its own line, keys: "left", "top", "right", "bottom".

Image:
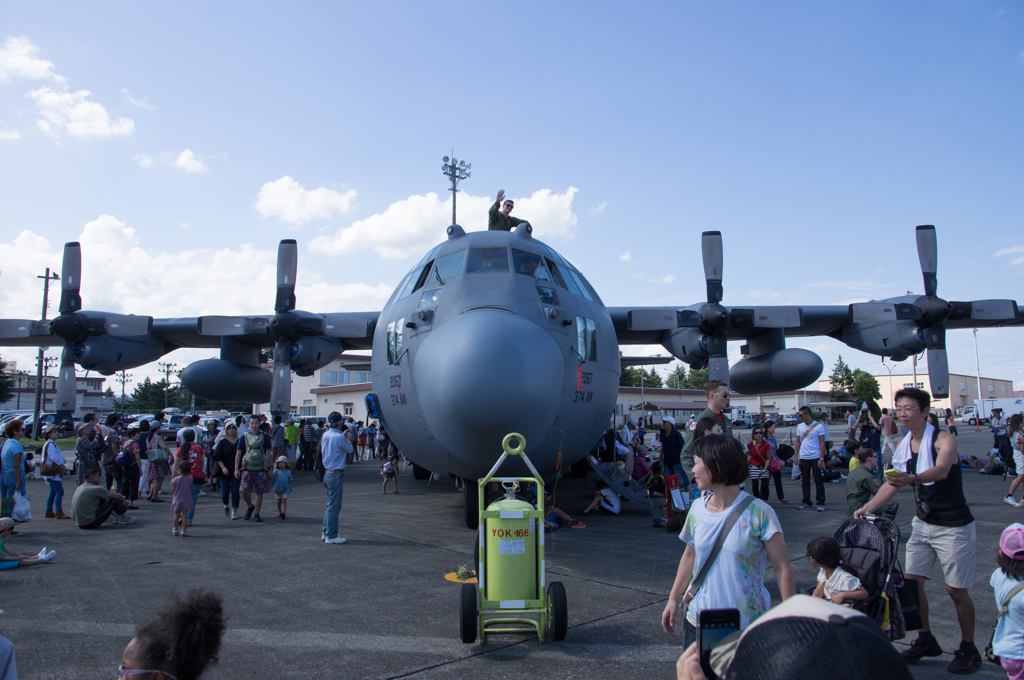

{"left": 459, "top": 433, "right": 568, "bottom": 644}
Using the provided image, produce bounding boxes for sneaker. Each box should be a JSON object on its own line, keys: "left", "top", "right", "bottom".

{"left": 325, "top": 536, "right": 347, "bottom": 544}
{"left": 393, "top": 490, "right": 400, "bottom": 495}
{"left": 798, "top": 503, "right": 813, "bottom": 510}
{"left": 198, "top": 490, "right": 206, "bottom": 497}
{"left": 278, "top": 512, "right": 283, "bottom": 520}
{"left": 173, "top": 529, "right": 179, "bottom": 536}
{"left": 231, "top": 511, "right": 239, "bottom": 520}
{"left": 817, "top": 505, "right": 825, "bottom": 512}
{"left": 180, "top": 531, "right": 188, "bottom": 537}
{"left": 569, "top": 519, "right": 586, "bottom": 528}
{"left": 281, "top": 513, "right": 286, "bottom": 520}
{"left": 116, "top": 515, "right": 137, "bottom": 525}
{"left": 40, "top": 550, "right": 56, "bottom": 563}
{"left": 321, "top": 533, "right": 326, "bottom": 541}
{"left": 902, "top": 635, "right": 943, "bottom": 665}
{"left": 244, "top": 506, "right": 254, "bottom": 520}
{"left": 948, "top": 648, "right": 982, "bottom": 674}
{"left": 224, "top": 505, "right": 230, "bottom": 516}
{"left": 381, "top": 489, "right": 388, "bottom": 494}
{"left": 36, "top": 547, "right": 48, "bottom": 558}
{"left": 1006, "top": 496, "right": 1018, "bottom": 507}
{"left": 779, "top": 499, "right": 793, "bottom": 504}
{"left": 254, "top": 515, "right": 262, "bottom": 522}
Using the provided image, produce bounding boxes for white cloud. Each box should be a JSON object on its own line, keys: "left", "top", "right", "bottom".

{"left": 120, "top": 88, "right": 155, "bottom": 111}
{"left": 620, "top": 251, "right": 631, "bottom": 261}
{"left": 745, "top": 290, "right": 781, "bottom": 299}
{"left": 133, "top": 153, "right": 152, "bottom": 168}
{"left": 256, "top": 176, "right": 356, "bottom": 225}
{"left": 175, "top": 149, "right": 208, "bottom": 173}
{"left": 1020, "top": 50, "right": 1024, "bottom": 65}
{"left": 0, "top": 36, "right": 65, "bottom": 84}
{"left": 654, "top": 274, "right": 676, "bottom": 284}
{"left": 309, "top": 187, "right": 579, "bottom": 258}
{"left": 633, "top": 273, "right": 644, "bottom": 279}
{"left": 0, "top": 128, "right": 20, "bottom": 141}
{"left": 590, "top": 201, "right": 609, "bottom": 216}
{"left": 995, "top": 245, "right": 1024, "bottom": 257}
{"left": 1011, "top": 257, "right": 1024, "bottom": 266}
{"left": 27, "top": 86, "right": 134, "bottom": 138}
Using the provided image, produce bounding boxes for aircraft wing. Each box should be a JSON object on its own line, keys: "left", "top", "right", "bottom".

{"left": 608, "top": 227, "right": 1023, "bottom": 398}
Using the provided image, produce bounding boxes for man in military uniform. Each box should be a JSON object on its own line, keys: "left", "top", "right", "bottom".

{"left": 488, "top": 190, "right": 525, "bottom": 231}
{"left": 680, "top": 379, "right": 733, "bottom": 481}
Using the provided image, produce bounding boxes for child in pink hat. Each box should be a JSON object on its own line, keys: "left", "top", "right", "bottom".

{"left": 991, "top": 523, "right": 1024, "bottom": 679}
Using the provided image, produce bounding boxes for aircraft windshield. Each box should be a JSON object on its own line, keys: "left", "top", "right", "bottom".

{"left": 536, "top": 286, "right": 560, "bottom": 305}
{"left": 512, "top": 249, "right": 547, "bottom": 278}
{"left": 466, "top": 247, "right": 510, "bottom": 273}
{"left": 433, "top": 250, "right": 466, "bottom": 281}
{"left": 418, "top": 288, "right": 442, "bottom": 309}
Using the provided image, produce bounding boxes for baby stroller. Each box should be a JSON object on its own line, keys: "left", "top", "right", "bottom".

{"left": 832, "top": 516, "right": 908, "bottom": 641}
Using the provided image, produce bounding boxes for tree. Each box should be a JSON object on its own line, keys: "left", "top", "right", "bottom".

{"left": 642, "top": 368, "right": 663, "bottom": 388}
{"left": 685, "top": 368, "right": 709, "bottom": 391}
{"left": 666, "top": 364, "right": 687, "bottom": 390}
{"left": 619, "top": 366, "right": 641, "bottom": 387}
{"left": 130, "top": 377, "right": 170, "bottom": 412}
{"left": 828, "top": 355, "right": 855, "bottom": 402}
{"left": 852, "top": 369, "right": 882, "bottom": 418}
{"left": 0, "top": 358, "right": 14, "bottom": 405}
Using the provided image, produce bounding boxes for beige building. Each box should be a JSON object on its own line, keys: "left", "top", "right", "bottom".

{"left": 255, "top": 356, "right": 374, "bottom": 423}
{"left": 0, "top": 361, "right": 107, "bottom": 414}
{"left": 818, "top": 372, "right": 1014, "bottom": 413}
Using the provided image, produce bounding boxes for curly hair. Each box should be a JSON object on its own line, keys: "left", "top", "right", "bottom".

{"left": 133, "top": 589, "right": 225, "bottom": 680}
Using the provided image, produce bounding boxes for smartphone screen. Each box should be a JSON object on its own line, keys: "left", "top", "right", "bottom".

{"left": 697, "top": 608, "right": 741, "bottom": 679}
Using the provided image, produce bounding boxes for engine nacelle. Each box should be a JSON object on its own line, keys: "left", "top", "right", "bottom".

{"left": 730, "top": 349, "right": 824, "bottom": 395}
{"left": 75, "top": 335, "right": 167, "bottom": 374}
{"left": 181, "top": 359, "right": 272, "bottom": 403}
{"left": 840, "top": 321, "right": 925, "bottom": 358}
{"left": 289, "top": 336, "right": 345, "bottom": 376}
{"left": 663, "top": 327, "right": 708, "bottom": 367}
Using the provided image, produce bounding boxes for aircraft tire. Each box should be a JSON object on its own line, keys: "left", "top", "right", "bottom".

{"left": 548, "top": 581, "right": 568, "bottom": 641}
{"left": 465, "top": 480, "right": 479, "bottom": 530}
{"left": 412, "top": 463, "right": 430, "bottom": 480}
{"left": 460, "top": 582, "right": 478, "bottom": 643}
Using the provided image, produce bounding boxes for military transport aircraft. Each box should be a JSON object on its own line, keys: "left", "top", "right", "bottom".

{"left": 1, "top": 223, "right": 1021, "bottom": 526}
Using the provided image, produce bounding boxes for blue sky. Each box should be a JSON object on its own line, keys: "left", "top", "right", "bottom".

{"left": 1, "top": 2, "right": 1022, "bottom": 393}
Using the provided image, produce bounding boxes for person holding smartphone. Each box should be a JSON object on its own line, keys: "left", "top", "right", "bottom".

{"left": 661, "top": 434, "right": 795, "bottom": 649}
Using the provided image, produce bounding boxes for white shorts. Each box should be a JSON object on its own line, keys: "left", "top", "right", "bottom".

{"left": 1014, "top": 450, "right": 1024, "bottom": 472}
{"left": 905, "top": 517, "right": 977, "bottom": 589}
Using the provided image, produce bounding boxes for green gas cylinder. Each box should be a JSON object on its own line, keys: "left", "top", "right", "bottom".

{"left": 484, "top": 496, "right": 538, "bottom": 602}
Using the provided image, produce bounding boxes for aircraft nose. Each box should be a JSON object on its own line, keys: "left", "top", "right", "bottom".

{"left": 412, "top": 310, "right": 564, "bottom": 469}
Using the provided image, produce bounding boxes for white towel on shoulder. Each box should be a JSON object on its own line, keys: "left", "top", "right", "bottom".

{"left": 891, "top": 422, "right": 936, "bottom": 486}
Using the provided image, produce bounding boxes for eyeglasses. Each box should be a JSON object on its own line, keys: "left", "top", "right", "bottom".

{"left": 895, "top": 407, "right": 920, "bottom": 415}
{"left": 118, "top": 666, "right": 177, "bottom": 679}
{"left": 752, "top": 431, "right": 763, "bottom": 436}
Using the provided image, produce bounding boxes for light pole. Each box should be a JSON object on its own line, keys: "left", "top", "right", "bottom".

{"left": 974, "top": 328, "right": 982, "bottom": 432}
{"left": 114, "top": 371, "right": 132, "bottom": 412}
{"left": 32, "top": 268, "right": 60, "bottom": 437}
{"left": 879, "top": 361, "right": 894, "bottom": 411}
{"left": 158, "top": 362, "right": 177, "bottom": 409}
{"left": 15, "top": 370, "right": 29, "bottom": 409}
{"left": 442, "top": 154, "right": 471, "bottom": 225}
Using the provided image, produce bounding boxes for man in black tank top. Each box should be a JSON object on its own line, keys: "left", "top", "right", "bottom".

{"left": 856, "top": 387, "right": 980, "bottom": 674}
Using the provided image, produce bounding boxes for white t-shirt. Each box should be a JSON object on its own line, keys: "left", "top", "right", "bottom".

{"left": 599, "top": 488, "right": 621, "bottom": 514}
{"left": 42, "top": 440, "right": 65, "bottom": 482}
{"left": 817, "top": 567, "right": 863, "bottom": 599}
{"left": 796, "top": 422, "right": 825, "bottom": 460}
{"left": 680, "top": 491, "right": 783, "bottom": 628}
{"left": 176, "top": 426, "right": 195, "bottom": 445}
{"left": 994, "top": 417, "right": 1008, "bottom": 435}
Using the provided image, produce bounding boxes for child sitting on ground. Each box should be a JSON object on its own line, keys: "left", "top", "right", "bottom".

{"left": 380, "top": 455, "right": 400, "bottom": 495}
{"left": 808, "top": 536, "right": 868, "bottom": 605}
{"left": 273, "top": 456, "right": 293, "bottom": 519}
{"left": 0, "top": 517, "right": 55, "bottom": 567}
{"left": 171, "top": 461, "right": 194, "bottom": 537}
{"left": 582, "top": 480, "right": 621, "bottom": 515}
{"left": 991, "top": 523, "right": 1024, "bottom": 680}
{"left": 544, "top": 501, "right": 585, "bottom": 530}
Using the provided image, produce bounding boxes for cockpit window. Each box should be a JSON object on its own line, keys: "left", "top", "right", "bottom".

{"left": 575, "top": 316, "right": 597, "bottom": 361}
{"left": 566, "top": 269, "right": 593, "bottom": 301}
{"left": 433, "top": 249, "right": 467, "bottom": 281}
{"left": 536, "top": 286, "right": 559, "bottom": 305}
{"left": 418, "top": 287, "right": 442, "bottom": 309}
{"left": 550, "top": 260, "right": 582, "bottom": 296}
{"left": 512, "top": 249, "right": 547, "bottom": 278}
{"left": 398, "top": 260, "right": 433, "bottom": 299}
{"left": 544, "top": 258, "right": 567, "bottom": 289}
{"left": 466, "top": 247, "right": 510, "bottom": 273}
{"left": 387, "top": 318, "right": 404, "bottom": 365}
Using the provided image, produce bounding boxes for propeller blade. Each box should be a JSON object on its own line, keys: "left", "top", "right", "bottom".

{"left": 921, "top": 324, "right": 949, "bottom": 398}
{"left": 58, "top": 242, "right": 82, "bottom": 315}
{"left": 705, "top": 331, "right": 730, "bottom": 384}
{"left": 275, "top": 240, "right": 298, "bottom": 313}
{"left": 915, "top": 225, "right": 938, "bottom": 297}
{"left": 55, "top": 343, "right": 78, "bottom": 414}
{"left": 701, "top": 231, "right": 724, "bottom": 305}
{"left": 947, "top": 299, "right": 1018, "bottom": 322}
{"left": 729, "top": 307, "right": 804, "bottom": 329}
{"left": 849, "top": 302, "right": 922, "bottom": 324}
{"left": 198, "top": 316, "right": 269, "bottom": 336}
{"left": 0, "top": 319, "right": 36, "bottom": 339}
{"left": 269, "top": 340, "right": 293, "bottom": 416}
{"left": 102, "top": 314, "right": 153, "bottom": 336}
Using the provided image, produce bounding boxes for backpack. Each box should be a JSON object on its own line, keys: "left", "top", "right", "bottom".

{"left": 244, "top": 432, "right": 266, "bottom": 470}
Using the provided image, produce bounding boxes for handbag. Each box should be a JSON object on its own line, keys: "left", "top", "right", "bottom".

{"left": 767, "top": 455, "right": 782, "bottom": 473}
{"left": 40, "top": 441, "right": 62, "bottom": 476}
{"left": 680, "top": 494, "right": 756, "bottom": 624}
{"left": 897, "top": 578, "right": 923, "bottom": 631}
{"left": 986, "top": 581, "right": 1024, "bottom": 664}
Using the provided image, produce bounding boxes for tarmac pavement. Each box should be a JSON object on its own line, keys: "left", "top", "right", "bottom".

{"left": 0, "top": 425, "right": 1014, "bottom": 679}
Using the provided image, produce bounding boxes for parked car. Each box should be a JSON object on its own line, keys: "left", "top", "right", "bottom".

{"left": 776, "top": 413, "right": 800, "bottom": 427}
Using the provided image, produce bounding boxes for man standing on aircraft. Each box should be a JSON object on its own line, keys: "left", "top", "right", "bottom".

{"left": 680, "top": 380, "right": 733, "bottom": 482}
{"left": 488, "top": 190, "right": 525, "bottom": 231}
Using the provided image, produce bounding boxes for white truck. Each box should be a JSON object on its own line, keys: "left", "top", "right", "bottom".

{"left": 961, "top": 398, "right": 1024, "bottom": 426}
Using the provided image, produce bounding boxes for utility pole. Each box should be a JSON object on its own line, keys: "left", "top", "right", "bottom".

{"left": 442, "top": 153, "right": 471, "bottom": 225}
{"left": 32, "top": 268, "right": 60, "bottom": 438}
{"left": 974, "top": 328, "right": 982, "bottom": 432}
{"left": 157, "top": 362, "right": 177, "bottom": 409}
{"left": 15, "top": 371, "right": 27, "bottom": 409}
{"left": 114, "top": 371, "right": 132, "bottom": 412}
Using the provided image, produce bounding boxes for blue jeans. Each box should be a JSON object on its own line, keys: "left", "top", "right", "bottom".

{"left": 684, "top": 620, "right": 697, "bottom": 649}
{"left": 0, "top": 470, "right": 25, "bottom": 499}
{"left": 187, "top": 478, "right": 202, "bottom": 523}
{"left": 46, "top": 479, "right": 64, "bottom": 513}
{"left": 219, "top": 476, "right": 240, "bottom": 510}
{"left": 322, "top": 469, "right": 345, "bottom": 539}
{"left": 665, "top": 463, "right": 690, "bottom": 488}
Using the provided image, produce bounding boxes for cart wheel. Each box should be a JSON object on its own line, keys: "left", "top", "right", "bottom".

{"left": 465, "top": 480, "right": 479, "bottom": 530}
{"left": 460, "top": 583, "right": 478, "bottom": 643}
{"left": 412, "top": 463, "right": 430, "bottom": 480}
{"left": 548, "top": 581, "right": 567, "bottom": 641}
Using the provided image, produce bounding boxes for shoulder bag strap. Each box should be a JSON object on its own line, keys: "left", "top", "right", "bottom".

{"left": 998, "top": 582, "right": 1024, "bottom": 619}
{"left": 683, "top": 494, "right": 756, "bottom": 604}
{"left": 800, "top": 423, "right": 820, "bottom": 443}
